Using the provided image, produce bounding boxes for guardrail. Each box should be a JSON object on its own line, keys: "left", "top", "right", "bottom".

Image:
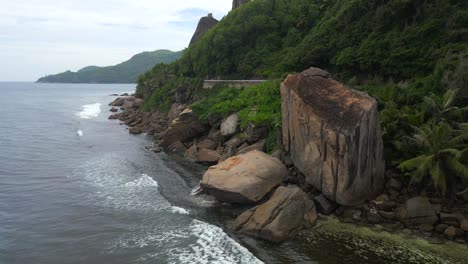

{"left": 203, "top": 80, "right": 267, "bottom": 89}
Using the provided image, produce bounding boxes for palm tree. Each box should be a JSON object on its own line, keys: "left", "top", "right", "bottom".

{"left": 399, "top": 122, "right": 468, "bottom": 195}
{"left": 424, "top": 89, "right": 468, "bottom": 125}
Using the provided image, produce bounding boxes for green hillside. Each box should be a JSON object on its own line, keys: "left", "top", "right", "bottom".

{"left": 137, "top": 0, "right": 467, "bottom": 194}
{"left": 37, "top": 49, "right": 182, "bottom": 83}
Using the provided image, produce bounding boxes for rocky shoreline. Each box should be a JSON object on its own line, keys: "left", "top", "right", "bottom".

{"left": 108, "top": 69, "right": 468, "bottom": 245}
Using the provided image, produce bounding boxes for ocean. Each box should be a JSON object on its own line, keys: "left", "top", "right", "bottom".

{"left": 1, "top": 82, "right": 466, "bottom": 264}
{"left": 0, "top": 82, "right": 263, "bottom": 264}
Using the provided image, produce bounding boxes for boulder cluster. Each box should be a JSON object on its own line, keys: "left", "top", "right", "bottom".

{"left": 107, "top": 68, "right": 468, "bottom": 244}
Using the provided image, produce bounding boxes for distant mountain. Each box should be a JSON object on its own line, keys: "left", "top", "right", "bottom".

{"left": 37, "top": 50, "right": 183, "bottom": 83}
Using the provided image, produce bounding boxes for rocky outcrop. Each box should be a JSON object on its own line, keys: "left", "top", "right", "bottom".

{"left": 245, "top": 124, "right": 269, "bottom": 143}
{"left": 160, "top": 108, "right": 208, "bottom": 149}
{"left": 281, "top": 67, "right": 385, "bottom": 206}
{"left": 233, "top": 186, "right": 317, "bottom": 242}
{"left": 189, "top": 14, "right": 219, "bottom": 46}
{"left": 200, "top": 150, "right": 288, "bottom": 204}
{"left": 232, "top": 0, "right": 250, "bottom": 10}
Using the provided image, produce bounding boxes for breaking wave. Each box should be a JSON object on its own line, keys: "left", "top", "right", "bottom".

{"left": 77, "top": 103, "right": 101, "bottom": 119}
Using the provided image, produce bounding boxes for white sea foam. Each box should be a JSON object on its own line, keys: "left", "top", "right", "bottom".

{"left": 76, "top": 154, "right": 168, "bottom": 212}
{"left": 170, "top": 206, "right": 190, "bottom": 215}
{"left": 173, "top": 220, "right": 264, "bottom": 264}
{"left": 124, "top": 174, "right": 158, "bottom": 188}
{"left": 77, "top": 130, "right": 83, "bottom": 137}
{"left": 77, "top": 103, "right": 101, "bottom": 119}
{"left": 111, "top": 219, "right": 263, "bottom": 264}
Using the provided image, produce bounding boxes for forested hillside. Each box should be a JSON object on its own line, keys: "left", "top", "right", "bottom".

{"left": 37, "top": 50, "right": 182, "bottom": 83}
{"left": 137, "top": 0, "right": 467, "bottom": 195}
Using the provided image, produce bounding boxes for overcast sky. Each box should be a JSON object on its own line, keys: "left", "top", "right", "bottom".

{"left": 0, "top": 0, "right": 231, "bottom": 81}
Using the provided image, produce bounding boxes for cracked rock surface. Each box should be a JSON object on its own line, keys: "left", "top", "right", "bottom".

{"left": 281, "top": 67, "right": 385, "bottom": 206}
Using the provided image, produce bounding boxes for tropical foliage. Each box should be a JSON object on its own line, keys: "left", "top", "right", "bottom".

{"left": 135, "top": 0, "right": 468, "bottom": 195}
{"left": 399, "top": 122, "right": 468, "bottom": 195}
{"left": 191, "top": 81, "right": 282, "bottom": 128}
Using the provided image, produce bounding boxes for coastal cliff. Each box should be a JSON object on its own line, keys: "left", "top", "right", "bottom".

{"left": 189, "top": 14, "right": 219, "bottom": 46}
{"left": 114, "top": 0, "right": 467, "bottom": 244}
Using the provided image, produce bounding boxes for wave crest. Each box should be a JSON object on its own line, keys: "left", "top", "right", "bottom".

{"left": 77, "top": 103, "right": 101, "bottom": 119}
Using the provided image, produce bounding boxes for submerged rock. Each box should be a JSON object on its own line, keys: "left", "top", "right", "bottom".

{"left": 281, "top": 67, "right": 385, "bottom": 206}
{"left": 200, "top": 150, "right": 287, "bottom": 204}
{"left": 233, "top": 186, "right": 317, "bottom": 242}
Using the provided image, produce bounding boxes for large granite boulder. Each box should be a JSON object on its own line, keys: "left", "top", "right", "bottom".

{"left": 160, "top": 108, "right": 208, "bottom": 149}
{"left": 200, "top": 150, "right": 288, "bottom": 204}
{"left": 281, "top": 67, "right": 385, "bottom": 206}
{"left": 233, "top": 186, "right": 317, "bottom": 242}
{"left": 189, "top": 14, "right": 219, "bottom": 46}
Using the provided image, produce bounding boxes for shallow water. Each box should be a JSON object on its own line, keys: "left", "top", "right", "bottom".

{"left": 0, "top": 82, "right": 466, "bottom": 264}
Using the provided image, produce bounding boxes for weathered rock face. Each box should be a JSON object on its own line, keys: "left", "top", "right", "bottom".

{"left": 281, "top": 67, "right": 385, "bottom": 206}
{"left": 200, "top": 150, "right": 288, "bottom": 204}
{"left": 245, "top": 123, "right": 269, "bottom": 143}
{"left": 189, "top": 14, "right": 219, "bottom": 46}
{"left": 160, "top": 109, "right": 208, "bottom": 149}
{"left": 233, "top": 186, "right": 317, "bottom": 242}
{"left": 232, "top": 0, "right": 250, "bottom": 10}
{"left": 220, "top": 113, "right": 239, "bottom": 137}
{"left": 399, "top": 196, "right": 438, "bottom": 225}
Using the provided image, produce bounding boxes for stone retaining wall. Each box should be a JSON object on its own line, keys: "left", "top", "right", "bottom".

{"left": 203, "top": 80, "right": 267, "bottom": 89}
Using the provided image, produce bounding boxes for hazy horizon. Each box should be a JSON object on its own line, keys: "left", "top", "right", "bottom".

{"left": 0, "top": 0, "right": 231, "bottom": 81}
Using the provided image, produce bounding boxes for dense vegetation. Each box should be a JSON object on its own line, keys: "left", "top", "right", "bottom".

{"left": 37, "top": 50, "right": 182, "bottom": 83}
{"left": 136, "top": 0, "right": 467, "bottom": 195}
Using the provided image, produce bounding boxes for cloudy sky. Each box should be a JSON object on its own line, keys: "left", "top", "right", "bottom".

{"left": 0, "top": 0, "right": 231, "bottom": 81}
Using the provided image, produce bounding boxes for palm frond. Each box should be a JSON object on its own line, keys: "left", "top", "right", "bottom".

{"left": 444, "top": 156, "right": 468, "bottom": 181}
{"left": 442, "top": 89, "right": 458, "bottom": 109}
{"left": 399, "top": 155, "right": 433, "bottom": 182}
{"left": 448, "top": 134, "right": 468, "bottom": 147}
{"left": 423, "top": 96, "right": 440, "bottom": 115}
